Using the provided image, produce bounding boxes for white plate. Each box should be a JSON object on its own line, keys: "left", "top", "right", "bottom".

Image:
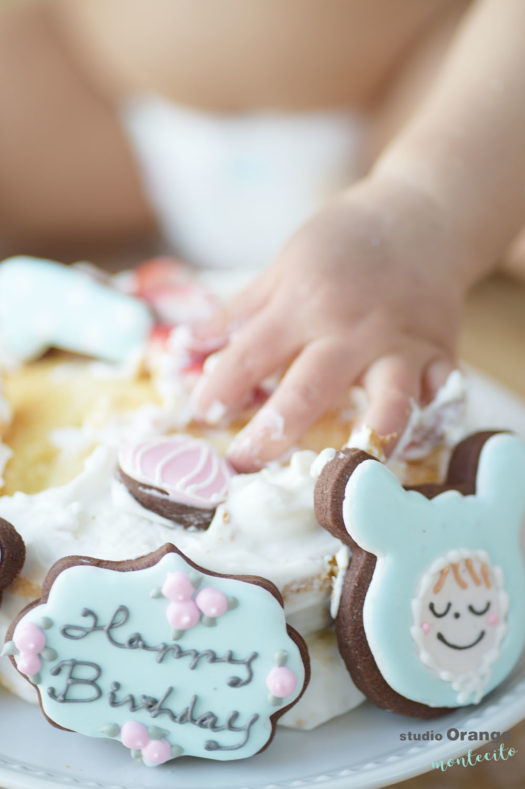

{"left": 1, "top": 368, "right": 525, "bottom": 789}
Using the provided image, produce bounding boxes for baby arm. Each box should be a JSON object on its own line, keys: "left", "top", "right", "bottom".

{"left": 191, "top": 0, "right": 525, "bottom": 471}
{"left": 0, "top": 2, "right": 155, "bottom": 257}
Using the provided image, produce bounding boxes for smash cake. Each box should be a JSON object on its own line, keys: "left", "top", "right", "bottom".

{"left": 0, "top": 255, "right": 523, "bottom": 766}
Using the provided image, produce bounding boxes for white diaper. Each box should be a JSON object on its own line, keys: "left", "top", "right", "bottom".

{"left": 120, "top": 96, "right": 367, "bottom": 269}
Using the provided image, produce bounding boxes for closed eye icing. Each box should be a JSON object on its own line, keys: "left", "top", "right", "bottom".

{"left": 468, "top": 601, "right": 491, "bottom": 616}
{"left": 429, "top": 602, "right": 451, "bottom": 618}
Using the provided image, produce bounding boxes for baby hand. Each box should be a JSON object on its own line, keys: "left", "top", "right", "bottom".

{"left": 189, "top": 177, "right": 466, "bottom": 471}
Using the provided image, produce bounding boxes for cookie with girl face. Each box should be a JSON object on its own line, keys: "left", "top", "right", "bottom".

{"left": 314, "top": 431, "right": 525, "bottom": 717}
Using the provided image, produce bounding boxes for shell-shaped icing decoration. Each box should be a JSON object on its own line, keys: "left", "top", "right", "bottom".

{"left": 118, "top": 435, "right": 235, "bottom": 529}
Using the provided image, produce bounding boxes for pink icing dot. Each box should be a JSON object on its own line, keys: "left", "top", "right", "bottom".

{"left": 162, "top": 572, "right": 195, "bottom": 602}
{"left": 17, "top": 652, "right": 42, "bottom": 676}
{"left": 487, "top": 613, "right": 500, "bottom": 627}
{"left": 166, "top": 600, "right": 200, "bottom": 630}
{"left": 13, "top": 622, "right": 46, "bottom": 654}
{"left": 195, "top": 587, "right": 229, "bottom": 618}
{"left": 265, "top": 666, "right": 298, "bottom": 698}
{"left": 142, "top": 738, "right": 172, "bottom": 765}
{"left": 421, "top": 622, "right": 431, "bottom": 635}
{"left": 121, "top": 721, "right": 150, "bottom": 750}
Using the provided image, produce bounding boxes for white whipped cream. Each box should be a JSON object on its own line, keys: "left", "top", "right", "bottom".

{"left": 345, "top": 370, "right": 468, "bottom": 475}
{"left": 222, "top": 451, "right": 322, "bottom": 543}
{"left": 330, "top": 546, "right": 351, "bottom": 620}
{"left": 0, "top": 444, "right": 341, "bottom": 704}
{"left": 310, "top": 447, "right": 338, "bottom": 479}
{"left": 391, "top": 369, "right": 467, "bottom": 461}
{"left": 0, "top": 444, "right": 340, "bottom": 623}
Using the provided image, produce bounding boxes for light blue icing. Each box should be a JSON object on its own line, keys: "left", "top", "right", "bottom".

{"left": 342, "top": 433, "right": 525, "bottom": 707}
{"left": 14, "top": 551, "right": 306, "bottom": 763}
{"left": 0, "top": 256, "right": 152, "bottom": 363}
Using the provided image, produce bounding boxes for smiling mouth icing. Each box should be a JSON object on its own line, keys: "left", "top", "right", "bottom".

{"left": 437, "top": 631, "right": 485, "bottom": 650}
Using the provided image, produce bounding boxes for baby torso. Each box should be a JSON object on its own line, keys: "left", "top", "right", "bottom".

{"left": 58, "top": 0, "right": 465, "bottom": 111}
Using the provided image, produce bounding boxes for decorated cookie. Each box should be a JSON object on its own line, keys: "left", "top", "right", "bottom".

{"left": 0, "top": 256, "right": 153, "bottom": 364}
{"left": 0, "top": 518, "right": 25, "bottom": 600}
{"left": 314, "top": 431, "right": 525, "bottom": 717}
{"left": 118, "top": 435, "right": 235, "bottom": 529}
{"left": 5, "top": 544, "right": 308, "bottom": 765}
{"left": 130, "top": 257, "right": 217, "bottom": 325}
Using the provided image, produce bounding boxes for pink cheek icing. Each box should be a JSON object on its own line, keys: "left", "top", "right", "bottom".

{"left": 118, "top": 435, "right": 235, "bottom": 509}
{"left": 421, "top": 622, "right": 431, "bottom": 634}
{"left": 487, "top": 613, "right": 500, "bottom": 627}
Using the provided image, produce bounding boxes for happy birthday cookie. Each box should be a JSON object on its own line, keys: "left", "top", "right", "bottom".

{"left": 4, "top": 544, "right": 309, "bottom": 765}
{"left": 314, "top": 431, "right": 525, "bottom": 717}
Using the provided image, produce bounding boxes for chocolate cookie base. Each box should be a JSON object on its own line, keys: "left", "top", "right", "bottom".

{"left": 0, "top": 517, "right": 26, "bottom": 601}
{"left": 7, "top": 542, "right": 311, "bottom": 755}
{"left": 117, "top": 468, "right": 216, "bottom": 530}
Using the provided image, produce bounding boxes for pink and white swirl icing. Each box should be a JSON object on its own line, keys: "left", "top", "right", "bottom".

{"left": 118, "top": 435, "right": 234, "bottom": 509}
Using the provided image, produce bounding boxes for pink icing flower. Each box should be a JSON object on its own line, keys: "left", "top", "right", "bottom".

{"left": 17, "top": 652, "right": 42, "bottom": 677}
{"left": 13, "top": 622, "right": 46, "bottom": 653}
{"left": 13, "top": 622, "right": 47, "bottom": 677}
{"left": 120, "top": 719, "right": 173, "bottom": 764}
{"left": 166, "top": 599, "right": 201, "bottom": 630}
{"left": 118, "top": 435, "right": 234, "bottom": 509}
{"left": 142, "top": 738, "right": 172, "bottom": 766}
{"left": 195, "top": 587, "right": 229, "bottom": 619}
{"left": 266, "top": 666, "right": 298, "bottom": 698}
{"left": 162, "top": 571, "right": 195, "bottom": 602}
{"left": 121, "top": 721, "right": 150, "bottom": 750}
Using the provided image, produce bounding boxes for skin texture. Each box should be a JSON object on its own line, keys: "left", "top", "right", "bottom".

{"left": 190, "top": 178, "right": 464, "bottom": 465}
{"left": 1, "top": 1, "right": 525, "bottom": 468}
{"left": 0, "top": 3, "right": 156, "bottom": 258}
{"left": 55, "top": 0, "right": 454, "bottom": 111}
{"left": 190, "top": 0, "right": 525, "bottom": 469}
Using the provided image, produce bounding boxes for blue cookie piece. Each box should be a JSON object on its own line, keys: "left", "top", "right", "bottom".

{"left": 5, "top": 544, "right": 309, "bottom": 766}
{"left": 315, "top": 431, "right": 525, "bottom": 717}
{"left": 0, "top": 256, "right": 153, "bottom": 363}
